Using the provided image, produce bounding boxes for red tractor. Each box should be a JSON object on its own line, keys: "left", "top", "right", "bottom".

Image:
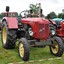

{"left": 1, "top": 6, "right": 64, "bottom": 61}
{"left": 50, "top": 19, "right": 64, "bottom": 44}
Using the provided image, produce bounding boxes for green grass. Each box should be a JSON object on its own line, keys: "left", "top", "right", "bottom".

{"left": 0, "top": 36, "right": 64, "bottom": 64}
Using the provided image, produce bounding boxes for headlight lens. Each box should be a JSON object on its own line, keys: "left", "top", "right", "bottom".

{"left": 28, "top": 28, "right": 33, "bottom": 36}
{"left": 51, "top": 30, "right": 55, "bottom": 35}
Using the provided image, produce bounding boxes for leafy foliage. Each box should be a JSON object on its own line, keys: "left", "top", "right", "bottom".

{"left": 58, "top": 13, "right": 64, "bottom": 19}
{"left": 46, "top": 12, "right": 57, "bottom": 19}
{"left": 29, "top": 3, "right": 44, "bottom": 17}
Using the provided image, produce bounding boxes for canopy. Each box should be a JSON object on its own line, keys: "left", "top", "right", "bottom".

{"left": 52, "top": 18, "right": 63, "bottom": 25}
{"left": 53, "top": 18, "right": 62, "bottom": 21}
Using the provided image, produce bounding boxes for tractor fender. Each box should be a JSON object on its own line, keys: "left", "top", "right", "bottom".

{"left": 49, "top": 19, "right": 56, "bottom": 25}
{"left": 2, "top": 17, "right": 18, "bottom": 29}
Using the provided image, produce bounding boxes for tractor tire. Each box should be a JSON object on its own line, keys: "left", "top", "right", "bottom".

{"left": 1, "top": 21, "right": 17, "bottom": 49}
{"left": 49, "top": 36, "right": 63, "bottom": 57}
{"left": 18, "top": 38, "right": 30, "bottom": 61}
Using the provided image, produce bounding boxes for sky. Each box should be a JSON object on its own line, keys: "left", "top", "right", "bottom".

{"left": 0, "top": 0, "right": 64, "bottom": 16}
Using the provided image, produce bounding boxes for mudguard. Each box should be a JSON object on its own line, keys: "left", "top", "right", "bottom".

{"left": 49, "top": 19, "right": 56, "bottom": 25}
{"left": 2, "top": 17, "right": 18, "bottom": 29}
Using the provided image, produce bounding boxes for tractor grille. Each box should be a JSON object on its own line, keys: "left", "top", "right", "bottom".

{"left": 39, "top": 24, "right": 49, "bottom": 39}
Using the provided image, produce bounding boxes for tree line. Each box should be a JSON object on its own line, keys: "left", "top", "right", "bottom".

{"left": 46, "top": 12, "right": 64, "bottom": 19}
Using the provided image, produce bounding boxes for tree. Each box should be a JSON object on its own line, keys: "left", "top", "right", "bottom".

{"left": 29, "top": 4, "right": 39, "bottom": 14}
{"left": 58, "top": 13, "right": 62, "bottom": 18}
{"left": 62, "top": 14, "right": 64, "bottom": 19}
{"left": 62, "top": 9, "right": 64, "bottom": 13}
{"left": 29, "top": 3, "right": 44, "bottom": 17}
{"left": 58, "top": 13, "right": 64, "bottom": 19}
{"left": 46, "top": 12, "right": 57, "bottom": 19}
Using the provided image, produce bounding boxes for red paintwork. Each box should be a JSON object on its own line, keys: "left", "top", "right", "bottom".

{"left": 49, "top": 19, "right": 64, "bottom": 37}
{"left": 50, "top": 19, "right": 56, "bottom": 25}
{"left": 3, "top": 17, "right": 18, "bottom": 29}
{"left": 57, "top": 20, "right": 64, "bottom": 36}
{"left": 21, "top": 18, "right": 50, "bottom": 40}
{"left": 57, "top": 28, "right": 64, "bottom": 36}
{"left": 60, "top": 21, "right": 64, "bottom": 30}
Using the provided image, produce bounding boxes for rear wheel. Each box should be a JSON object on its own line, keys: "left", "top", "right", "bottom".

{"left": 18, "top": 38, "right": 30, "bottom": 61}
{"left": 1, "top": 21, "right": 17, "bottom": 49}
{"left": 50, "top": 37, "right": 63, "bottom": 57}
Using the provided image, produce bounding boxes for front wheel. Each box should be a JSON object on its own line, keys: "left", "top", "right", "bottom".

{"left": 18, "top": 38, "right": 30, "bottom": 61}
{"left": 49, "top": 36, "right": 63, "bottom": 57}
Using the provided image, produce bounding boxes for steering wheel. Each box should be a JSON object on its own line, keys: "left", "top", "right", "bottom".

{"left": 20, "top": 10, "right": 29, "bottom": 18}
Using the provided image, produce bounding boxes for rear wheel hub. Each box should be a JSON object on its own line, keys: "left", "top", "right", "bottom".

{"left": 2, "top": 26, "right": 7, "bottom": 44}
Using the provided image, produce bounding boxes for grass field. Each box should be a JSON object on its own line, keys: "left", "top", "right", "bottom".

{"left": 0, "top": 35, "right": 64, "bottom": 64}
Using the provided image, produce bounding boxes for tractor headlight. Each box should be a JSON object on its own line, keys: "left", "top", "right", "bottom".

{"left": 51, "top": 30, "right": 55, "bottom": 35}
{"left": 28, "top": 28, "right": 34, "bottom": 36}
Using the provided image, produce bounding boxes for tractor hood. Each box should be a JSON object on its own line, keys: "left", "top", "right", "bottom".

{"left": 21, "top": 18, "right": 49, "bottom": 24}
{"left": 21, "top": 18, "right": 50, "bottom": 40}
